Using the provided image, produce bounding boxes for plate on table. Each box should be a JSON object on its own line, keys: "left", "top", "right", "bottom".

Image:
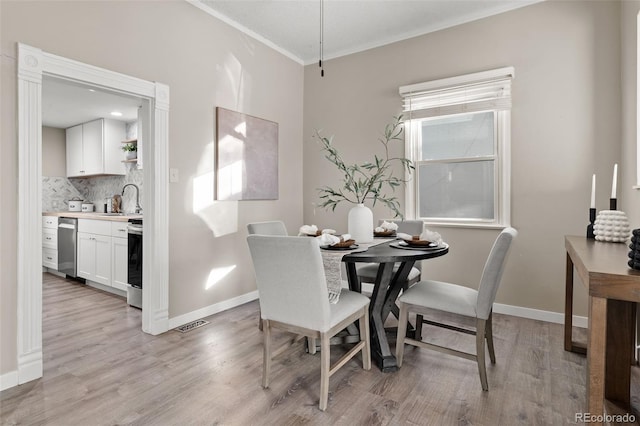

{"left": 391, "top": 241, "right": 448, "bottom": 251}
{"left": 321, "top": 244, "right": 359, "bottom": 251}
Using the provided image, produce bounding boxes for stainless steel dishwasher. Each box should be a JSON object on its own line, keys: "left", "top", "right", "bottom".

{"left": 58, "top": 217, "right": 78, "bottom": 278}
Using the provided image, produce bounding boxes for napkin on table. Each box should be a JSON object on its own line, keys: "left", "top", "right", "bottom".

{"left": 317, "top": 233, "right": 340, "bottom": 246}
{"left": 299, "top": 224, "right": 318, "bottom": 235}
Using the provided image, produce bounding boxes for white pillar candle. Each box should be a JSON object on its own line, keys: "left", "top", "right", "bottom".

{"left": 590, "top": 174, "right": 596, "bottom": 208}
{"left": 611, "top": 163, "right": 618, "bottom": 199}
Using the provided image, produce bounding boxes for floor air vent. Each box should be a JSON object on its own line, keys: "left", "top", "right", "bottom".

{"left": 175, "top": 319, "right": 209, "bottom": 333}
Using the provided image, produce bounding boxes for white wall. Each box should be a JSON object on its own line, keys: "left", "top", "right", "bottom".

{"left": 1, "top": 1, "right": 303, "bottom": 377}
{"left": 303, "top": 0, "right": 630, "bottom": 316}
{"left": 42, "top": 126, "right": 66, "bottom": 177}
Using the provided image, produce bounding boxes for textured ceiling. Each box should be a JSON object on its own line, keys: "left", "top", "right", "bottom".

{"left": 192, "top": 0, "right": 542, "bottom": 64}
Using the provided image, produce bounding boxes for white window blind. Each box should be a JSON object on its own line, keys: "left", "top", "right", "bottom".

{"left": 400, "top": 67, "right": 514, "bottom": 119}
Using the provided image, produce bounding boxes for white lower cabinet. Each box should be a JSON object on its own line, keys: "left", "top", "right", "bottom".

{"left": 77, "top": 232, "right": 111, "bottom": 286}
{"left": 42, "top": 215, "right": 58, "bottom": 270}
{"left": 77, "top": 219, "right": 129, "bottom": 292}
{"left": 111, "top": 237, "right": 128, "bottom": 291}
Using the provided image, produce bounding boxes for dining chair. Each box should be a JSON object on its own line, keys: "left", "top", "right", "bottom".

{"left": 395, "top": 227, "right": 517, "bottom": 391}
{"left": 247, "top": 221, "right": 288, "bottom": 332}
{"left": 247, "top": 235, "right": 371, "bottom": 411}
{"left": 246, "top": 220, "right": 288, "bottom": 236}
{"left": 356, "top": 220, "right": 425, "bottom": 289}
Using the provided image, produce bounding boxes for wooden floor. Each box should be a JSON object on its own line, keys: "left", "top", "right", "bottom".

{"left": 1, "top": 273, "right": 594, "bottom": 425}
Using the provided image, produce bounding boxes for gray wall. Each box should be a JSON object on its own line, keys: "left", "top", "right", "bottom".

{"left": 42, "top": 126, "right": 66, "bottom": 177}
{"left": 303, "top": 0, "right": 632, "bottom": 316}
{"left": 622, "top": 1, "right": 640, "bottom": 221}
{"left": 1, "top": 1, "right": 303, "bottom": 376}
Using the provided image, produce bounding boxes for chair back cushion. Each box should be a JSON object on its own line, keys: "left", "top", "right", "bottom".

{"left": 247, "top": 221, "right": 288, "bottom": 236}
{"left": 247, "top": 235, "right": 331, "bottom": 330}
{"left": 476, "top": 227, "right": 518, "bottom": 320}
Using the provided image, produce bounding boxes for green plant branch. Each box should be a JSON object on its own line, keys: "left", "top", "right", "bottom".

{"left": 313, "top": 115, "right": 414, "bottom": 218}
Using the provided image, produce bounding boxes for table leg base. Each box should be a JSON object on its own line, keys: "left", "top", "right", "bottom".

{"left": 373, "top": 351, "right": 398, "bottom": 373}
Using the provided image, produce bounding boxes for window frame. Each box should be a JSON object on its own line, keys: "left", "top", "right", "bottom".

{"left": 401, "top": 68, "right": 512, "bottom": 228}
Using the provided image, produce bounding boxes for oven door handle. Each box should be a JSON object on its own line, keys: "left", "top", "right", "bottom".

{"left": 127, "top": 225, "right": 143, "bottom": 235}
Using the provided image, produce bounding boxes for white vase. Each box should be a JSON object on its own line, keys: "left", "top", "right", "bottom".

{"left": 125, "top": 151, "right": 137, "bottom": 160}
{"left": 348, "top": 204, "right": 373, "bottom": 243}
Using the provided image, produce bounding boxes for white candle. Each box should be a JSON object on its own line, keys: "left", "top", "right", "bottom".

{"left": 590, "top": 174, "right": 596, "bottom": 208}
{"left": 611, "top": 163, "right": 618, "bottom": 199}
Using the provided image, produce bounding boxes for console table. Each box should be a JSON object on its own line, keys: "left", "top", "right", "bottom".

{"left": 564, "top": 235, "right": 640, "bottom": 422}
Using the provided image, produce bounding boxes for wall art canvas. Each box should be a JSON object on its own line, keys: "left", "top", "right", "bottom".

{"left": 215, "top": 107, "right": 279, "bottom": 200}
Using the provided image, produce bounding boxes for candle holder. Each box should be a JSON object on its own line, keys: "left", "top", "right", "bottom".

{"left": 586, "top": 208, "right": 596, "bottom": 239}
{"left": 610, "top": 198, "right": 617, "bottom": 210}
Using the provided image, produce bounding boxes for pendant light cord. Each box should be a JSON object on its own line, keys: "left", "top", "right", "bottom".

{"left": 319, "top": 0, "right": 324, "bottom": 77}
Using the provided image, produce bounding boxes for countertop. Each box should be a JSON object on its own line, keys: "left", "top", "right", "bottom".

{"left": 42, "top": 212, "right": 143, "bottom": 222}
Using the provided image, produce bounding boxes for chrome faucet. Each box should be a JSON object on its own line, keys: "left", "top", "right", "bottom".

{"left": 122, "top": 183, "right": 142, "bottom": 214}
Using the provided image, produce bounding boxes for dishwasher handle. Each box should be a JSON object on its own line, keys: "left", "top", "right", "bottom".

{"left": 58, "top": 223, "right": 76, "bottom": 230}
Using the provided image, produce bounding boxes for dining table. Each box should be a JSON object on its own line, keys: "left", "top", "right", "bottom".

{"left": 336, "top": 239, "right": 449, "bottom": 372}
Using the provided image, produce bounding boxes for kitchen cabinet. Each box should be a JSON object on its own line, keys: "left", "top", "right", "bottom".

{"left": 77, "top": 219, "right": 130, "bottom": 291}
{"left": 77, "top": 232, "right": 111, "bottom": 286}
{"left": 66, "top": 118, "right": 126, "bottom": 177}
{"left": 111, "top": 222, "right": 129, "bottom": 291}
{"left": 77, "top": 219, "right": 112, "bottom": 286}
{"left": 42, "top": 215, "right": 58, "bottom": 270}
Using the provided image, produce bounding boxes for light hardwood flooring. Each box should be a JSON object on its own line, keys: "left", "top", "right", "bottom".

{"left": 0, "top": 272, "right": 600, "bottom": 425}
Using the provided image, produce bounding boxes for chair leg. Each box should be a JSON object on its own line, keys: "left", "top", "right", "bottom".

{"left": 359, "top": 309, "right": 371, "bottom": 370}
{"left": 258, "top": 308, "right": 263, "bottom": 331}
{"left": 308, "top": 337, "right": 317, "bottom": 355}
{"left": 486, "top": 313, "right": 496, "bottom": 364}
{"left": 396, "top": 302, "right": 409, "bottom": 367}
{"left": 262, "top": 319, "right": 271, "bottom": 388}
{"left": 415, "top": 314, "right": 424, "bottom": 341}
{"left": 476, "top": 319, "right": 489, "bottom": 391}
{"left": 319, "top": 333, "right": 331, "bottom": 411}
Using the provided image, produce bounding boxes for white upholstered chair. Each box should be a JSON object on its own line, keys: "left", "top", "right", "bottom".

{"left": 247, "top": 234, "right": 371, "bottom": 411}
{"left": 396, "top": 227, "right": 517, "bottom": 391}
{"left": 246, "top": 220, "right": 288, "bottom": 236}
{"left": 247, "top": 221, "right": 288, "bottom": 331}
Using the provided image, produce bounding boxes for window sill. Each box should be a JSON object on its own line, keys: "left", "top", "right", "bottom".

{"left": 423, "top": 221, "right": 509, "bottom": 230}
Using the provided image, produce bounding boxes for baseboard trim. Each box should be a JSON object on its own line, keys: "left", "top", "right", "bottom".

{"left": 0, "top": 370, "right": 18, "bottom": 392}
{"left": 328, "top": 283, "right": 587, "bottom": 328}
{"left": 493, "top": 302, "right": 587, "bottom": 328}
{"left": 167, "top": 290, "right": 259, "bottom": 330}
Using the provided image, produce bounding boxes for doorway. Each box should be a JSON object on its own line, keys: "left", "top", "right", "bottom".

{"left": 16, "top": 43, "right": 170, "bottom": 385}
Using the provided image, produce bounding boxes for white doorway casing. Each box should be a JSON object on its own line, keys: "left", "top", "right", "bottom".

{"left": 16, "top": 43, "right": 170, "bottom": 384}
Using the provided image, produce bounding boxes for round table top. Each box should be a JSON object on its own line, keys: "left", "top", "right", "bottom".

{"left": 341, "top": 240, "right": 449, "bottom": 263}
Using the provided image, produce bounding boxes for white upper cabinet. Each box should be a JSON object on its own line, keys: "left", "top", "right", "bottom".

{"left": 66, "top": 118, "right": 126, "bottom": 177}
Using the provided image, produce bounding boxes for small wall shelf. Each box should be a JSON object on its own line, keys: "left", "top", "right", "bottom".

{"left": 122, "top": 138, "right": 138, "bottom": 144}
{"left": 121, "top": 159, "right": 138, "bottom": 163}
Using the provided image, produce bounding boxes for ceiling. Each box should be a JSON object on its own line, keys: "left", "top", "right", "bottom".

{"left": 42, "top": 76, "right": 141, "bottom": 129}
{"left": 42, "top": 1, "right": 541, "bottom": 128}
{"left": 192, "top": 0, "right": 542, "bottom": 64}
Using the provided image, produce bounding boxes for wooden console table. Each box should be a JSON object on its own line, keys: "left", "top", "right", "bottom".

{"left": 564, "top": 235, "right": 640, "bottom": 423}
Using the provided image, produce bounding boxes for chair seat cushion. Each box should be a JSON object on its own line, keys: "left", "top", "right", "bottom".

{"left": 327, "top": 289, "right": 369, "bottom": 332}
{"left": 356, "top": 263, "right": 420, "bottom": 283}
{"left": 398, "top": 280, "right": 478, "bottom": 318}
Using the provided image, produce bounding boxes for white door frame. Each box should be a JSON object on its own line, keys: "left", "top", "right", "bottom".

{"left": 16, "top": 43, "right": 170, "bottom": 384}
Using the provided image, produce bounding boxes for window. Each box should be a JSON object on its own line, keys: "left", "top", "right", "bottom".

{"left": 400, "top": 67, "right": 514, "bottom": 227}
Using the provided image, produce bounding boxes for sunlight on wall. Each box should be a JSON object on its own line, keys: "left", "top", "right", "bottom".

{"left": 205, "top": 265, "right": 237, "bottom": 290}
{"left": 192, "top": 142, "right": 238, "bottom": 237}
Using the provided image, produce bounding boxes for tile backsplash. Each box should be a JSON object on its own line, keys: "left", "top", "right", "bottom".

{"left": 42, "top": 177, "right": 84, "bottom": 212}
{"left": 43, "top": 167, "right": 144, "bottom": 214}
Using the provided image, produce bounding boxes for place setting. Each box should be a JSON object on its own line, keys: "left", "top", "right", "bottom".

{"left": 299, "top": 224, "right": 363, "bottom": 251}
{"left": 390, "top": 229, "right": 449, "bottom": 251}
